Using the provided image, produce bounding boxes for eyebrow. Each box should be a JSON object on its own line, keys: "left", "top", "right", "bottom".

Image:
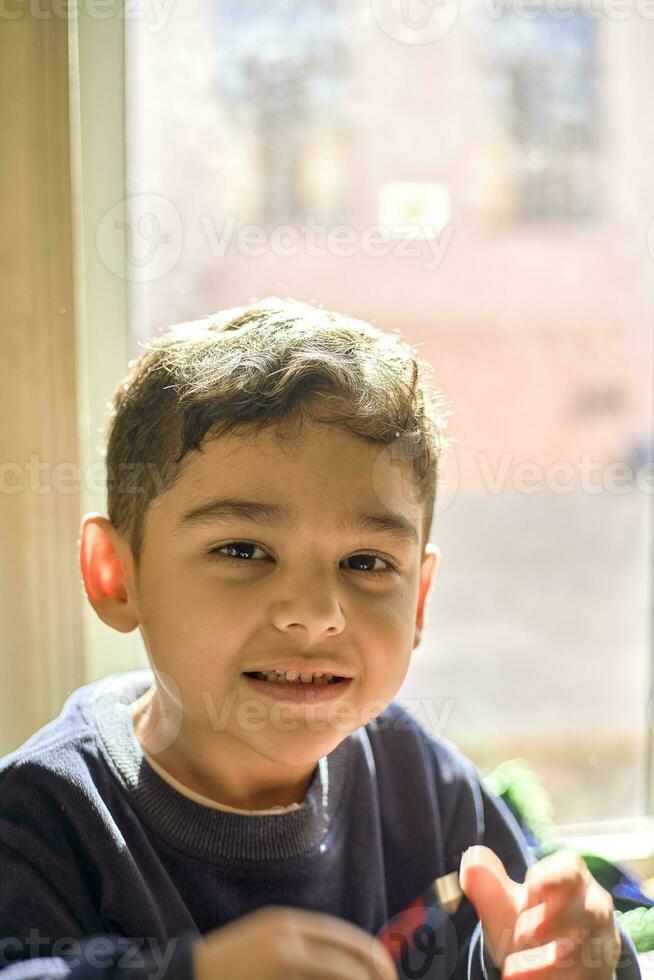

{"left": 175, "top": 497, "right": 419, "bottom": 546}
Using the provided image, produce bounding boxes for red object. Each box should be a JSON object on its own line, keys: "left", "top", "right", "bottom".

{"left": 377, "top": 895, "right": 429, "bottom": 964}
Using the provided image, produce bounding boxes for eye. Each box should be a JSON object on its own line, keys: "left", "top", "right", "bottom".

{"left": 206, "top": 541, "right": 398, "bottom": 578}
{"left": 342, "top": 553, "right": 397, "bottom": 576}
{"left": 210, "top": 541, "right": 269, "bottom": 563}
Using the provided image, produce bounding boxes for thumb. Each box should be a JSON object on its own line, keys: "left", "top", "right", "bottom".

{"left": 459, "top": 846, "right": 526, "bottom": 968}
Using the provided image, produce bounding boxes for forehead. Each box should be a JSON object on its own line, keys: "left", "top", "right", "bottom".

{"left": 149, "top": 421, "right": 423, "bottom": 544}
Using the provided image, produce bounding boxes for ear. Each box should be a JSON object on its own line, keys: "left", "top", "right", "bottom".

{"left": 413, "top": 542, "right": 440, "bottom": 649}
{"left": 78, "top": 513, "right": 140, "bottom": 633}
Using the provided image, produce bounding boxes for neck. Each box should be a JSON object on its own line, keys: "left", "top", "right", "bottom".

{"left": 130, "top": 687, "right": 317, "bottom": 810}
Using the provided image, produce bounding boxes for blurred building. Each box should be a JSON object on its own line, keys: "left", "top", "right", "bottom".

{"left": 129, "top": 0, "right": 654, "bottom": 491}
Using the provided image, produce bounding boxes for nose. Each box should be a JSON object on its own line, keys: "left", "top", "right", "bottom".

{"left": 270, "top": 569, "right": 346, "bottom": 639}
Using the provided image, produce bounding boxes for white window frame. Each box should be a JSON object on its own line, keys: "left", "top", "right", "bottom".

{"left": 69, "top": 8, "right": 148, "bottom": 683}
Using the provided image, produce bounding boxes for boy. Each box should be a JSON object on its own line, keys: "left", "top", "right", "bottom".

{"left": 0, "top": 298, "right": 639, "bottom": 980}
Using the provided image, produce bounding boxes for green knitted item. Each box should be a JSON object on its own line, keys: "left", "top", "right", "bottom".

{"left": 615, "top": 907, "right": 654, "bottom": 953}
{"left": 483, "top": 759, "right": 557, "bottom": 847}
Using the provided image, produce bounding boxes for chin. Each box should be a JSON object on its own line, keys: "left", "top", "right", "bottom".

{"left": 258, "top": 725, "right": 349, "bottom": 764}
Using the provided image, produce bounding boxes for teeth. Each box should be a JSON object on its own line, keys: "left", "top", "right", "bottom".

{"left": 253, "top": 670, "right": 337, "bottom": 685}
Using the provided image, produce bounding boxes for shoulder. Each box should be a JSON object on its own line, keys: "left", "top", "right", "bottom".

{"left": 365, "top": 697, "right": 482, "bottom": 790}
{"left": 0, "top": 669, "right": 150, "bottom": 783}
{"left": 0, "top": 673, "right": 140, "bottom": 848}
{"left": 0, "top": 713, "right": 102, "bottom": 903}
{"left": 363, "top": 698, "right": 485, "bottom": 853}
{"left": 364, "top": 699, "right": 535, "bottom": 877}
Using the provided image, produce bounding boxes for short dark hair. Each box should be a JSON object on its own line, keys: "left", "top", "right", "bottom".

{"left": 104, "top": 298, "right": 452, "bottom": 565}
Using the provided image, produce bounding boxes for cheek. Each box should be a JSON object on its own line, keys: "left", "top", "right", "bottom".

{"left": 138, "top": 572, "right": 250, "bottom": 659}
{"left": 367, "top": 585, "right": 416, "bottom": 635}
{"left": 364, "top": 605, "right": 415, "bottom": 667}
{"left": 143, "top": 564, "right": 246, "bottom": 618}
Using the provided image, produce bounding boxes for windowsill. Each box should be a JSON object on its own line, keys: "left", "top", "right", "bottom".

{"left": 638, "top": 951, "right": 654, "bottom": 978}
{"left": 552, "top": 817, "right": 654, "bottom": 880}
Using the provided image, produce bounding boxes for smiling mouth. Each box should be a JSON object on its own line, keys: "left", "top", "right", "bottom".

{"left": 243, "top": 671, "right": 346, "bottom": 686}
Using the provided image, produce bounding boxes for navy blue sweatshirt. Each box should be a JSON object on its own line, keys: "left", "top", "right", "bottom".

{"left": 0, "top": 670, "right": 641, "bottom": 980}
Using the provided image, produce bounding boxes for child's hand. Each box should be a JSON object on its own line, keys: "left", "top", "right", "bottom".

{"left": 459, "top": 845, "right": 621, "bottom": 980}
{"left": 193, "top": 904, "right": 398, "bottom": 980}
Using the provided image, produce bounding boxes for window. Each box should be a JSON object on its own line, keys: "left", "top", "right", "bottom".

{"left": 481, "top": 10, "right": 598, "bottom": 222}
{"left": 213, "top": 0, "right": 350, "bottom": 224}
{"left": 126, "top": 0, "right": 654, "bottom": 832}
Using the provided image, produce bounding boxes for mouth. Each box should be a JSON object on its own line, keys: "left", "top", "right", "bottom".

{"left": 243, "top": 671, "right": 347, "bottom": 686}
{"left": 242, "top": 671, "right": 353, "bottom": 704}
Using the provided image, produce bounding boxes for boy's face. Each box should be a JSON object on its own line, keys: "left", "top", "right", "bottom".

{"left": 81, "top": 417, "right": 439, "bottom": 793}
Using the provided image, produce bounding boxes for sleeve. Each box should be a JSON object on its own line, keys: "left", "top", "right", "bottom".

{"left": 0, "top": 843, "right": 197, "bottom": 980}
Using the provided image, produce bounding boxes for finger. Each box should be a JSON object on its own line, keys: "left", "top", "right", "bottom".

{"left": 289, "top": 909, "right": 398, "bottom": 980}
{"left": 307, "top": 937, "right": 397, "bottom": 980}
{"left": 296, "top": 944, "right": 377, "bottom": 980}
{"left": 503, "top": 936, "right": 586, "bottom": 980}
{"left": 513, "top": 879, "right": 615, "bottom": 955}
{"left": 523, "top": 851, "right": 589, "bottom": 907}
{"left": 504, "top": 930, "right": 621, "bottom": 980}
{"left": 513, "top": 890, "right": 587, "bottom": 953}
{"left": 459, "top": 845, "right": 522, "bottom": 966}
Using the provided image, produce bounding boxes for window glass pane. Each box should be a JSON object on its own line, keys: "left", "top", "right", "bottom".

{"left": 482, "top": 11, "right": 597, "bottom": 221}
{"left": 126, "top": 0, "right": 654, "bottom": 825}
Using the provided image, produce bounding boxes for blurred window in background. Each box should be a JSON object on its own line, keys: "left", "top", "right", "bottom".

{"left": 484, "top": 11, "right": 597, "bottom": 222}
{"left": 126, "top": 0, "right": 654, "bottom": 828}
{"left": 214, "top": 0, "right": 349, "bottom": 224}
